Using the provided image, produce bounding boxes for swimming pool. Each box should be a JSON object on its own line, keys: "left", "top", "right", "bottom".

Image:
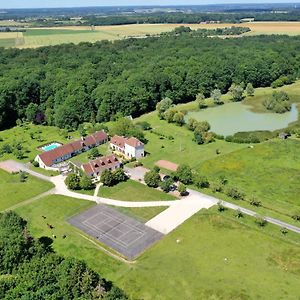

{"left": 41, "top": 142, "right": 62, "bottom": 152}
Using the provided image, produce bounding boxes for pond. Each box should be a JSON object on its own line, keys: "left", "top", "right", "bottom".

{"left": 185, "top": 102, "right": 299, "bottom": 136}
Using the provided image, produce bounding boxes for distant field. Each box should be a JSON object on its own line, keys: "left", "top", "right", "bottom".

{"left": 1, "top": 22, "right": 300, "bottom": 48}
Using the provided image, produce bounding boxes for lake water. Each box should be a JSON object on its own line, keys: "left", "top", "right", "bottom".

{"left": 185, "top": 102, "right": 299, "bottom": 136}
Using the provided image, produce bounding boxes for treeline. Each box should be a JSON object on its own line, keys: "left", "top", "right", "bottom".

{"left": 0, "top": 34, "right": 300, "bottom": 130}
{"left": 83, "top": 11, "right": 300, "bottom": 26}
{"left": 0, "top": 211, "right": 129, "bottom": 299}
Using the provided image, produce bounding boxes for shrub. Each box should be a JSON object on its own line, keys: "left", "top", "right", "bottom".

{"left": 176, "top": 164, "right": 193, "bottom": 184}
{"left": 144, "top": 170, "right": 161, "bottom": 188}
{"left": 292, "top": 213, "right": 300, "bottom": 221}
{"left": 19, "top": 171, "right": 28, "bottom": 183}
{"left": 136, "top": 121, "right": 151, "bottom": 131}
{"left": 226, "top": 187, "right": 244, "bottom": 200}
{"left": 249, "top": 197, "right": 262, "bottom": 207}
{"left": 178, "top": 183, "right": 187, "bottom": 196}
{"left": 255, "top": 215, "right": 267, "bottom": 227}
{"left": 235, "top": 209, "right": 244, "bottom": 218}
{"left": 194, "top": 175, "right": 210, "bottom": 189}
{"left": 217, "top": 201, "right": 226, "bottom": 212}
{"left": 160, "top": 178, "right": 173, "bottom": 193}
{"left": 87, "top": 147, "right": 100, "bottom": 159}
{"left": 32, "top": 161, "right": 39, "bottom": 168}
{"left": 80, "top": 175, "right": 94, "bottom": 190}
{"left": 65, "top": 173, "right": 80, "bottom": 190}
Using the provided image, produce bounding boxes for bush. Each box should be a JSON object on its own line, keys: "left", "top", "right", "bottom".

{"left": 160, "top": 178, "right": 173, "bottom": 193}
{"left": 80, "top": 175, "right": 94, "bottom": 190}
{"left": 249, "top": 197, "right": 261, "bottom": 207}
{"left": 19, "top": 171, "right": 28, "bottom": 183}
{"left": 87, "top": 147, "right": 100, "bottom": 160}
{"left": 217, "top": 201, "right": 226, "bottom": 212}
{"left": 144, "top": 170, "right": 161, "bottom": 188}
{"left": 32, "top": 161, "right": 39, "bottom": 168}
{"left": 178, "top": 183, "right": 187, "bottom": 196}
{"left": 176, "top": 164, "right": 193, "bottom": 184}
{"left": 136, "top": 121, "right": 151, "bottom": 130}
{"left": 194, "top": 175, "right": 209, "bottom": 189}
{"left": 234, "top": 209, "right": 244, "bottom": 218}
{"left": 65, "top": 173, "right": 80, "bottom": 190}
{"left": 255, "top": 215, "right": 267, "bottom": 227}
{"left": 226, "top": 187, "right": 244, "bottom": 200}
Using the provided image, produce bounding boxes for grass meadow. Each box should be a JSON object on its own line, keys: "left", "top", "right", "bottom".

{"left": 2, "top": 22, "right": 300, "bottom": 48}
{"left": 0, "top": 169, "right": 54, "bottom": 211}
{"left": 99, "top": 179, "right": 177, "bottom": 201}
{"left": 14, "top": 195, "right": 300, "bottom": 300}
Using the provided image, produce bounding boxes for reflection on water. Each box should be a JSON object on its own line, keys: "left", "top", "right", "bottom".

{"left": 185, "top": 102, "right": 298, "bottom": 136}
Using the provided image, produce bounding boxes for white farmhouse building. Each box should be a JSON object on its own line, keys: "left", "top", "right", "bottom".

{"left": 110, "top": 135, "right": 144, "bottom": 159}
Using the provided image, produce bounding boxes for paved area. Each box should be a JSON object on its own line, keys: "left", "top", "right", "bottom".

{"left": 69, "top": 205, "right": 164, "bottom": 260}
{"left": 155, "top": 160, "right": 178, "bottom": 171}
{"left": 0, "top": 160, "right": 28, "bottom": 173}
{"left": 124, "top": 166, "right": 149, "bottom": 181}
{"left": 146, "top": 193, "right": 217, "bottom": 234}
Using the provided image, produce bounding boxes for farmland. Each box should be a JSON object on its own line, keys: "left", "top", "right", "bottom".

{"left": 1, "top": 22, "right": 300, "bottom": 48}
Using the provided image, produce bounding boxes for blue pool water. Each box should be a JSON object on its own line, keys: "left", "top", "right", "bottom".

{"left": 42, "top": 143, "right": 62, "bottom": 152}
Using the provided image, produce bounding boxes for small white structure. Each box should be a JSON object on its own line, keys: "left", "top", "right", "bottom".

{"left": 110, "top": 135, "right": 144, "bottom": 159}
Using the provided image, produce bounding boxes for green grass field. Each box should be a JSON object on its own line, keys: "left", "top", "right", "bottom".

{"left": 14, "top": 195, "right": 300, "bottom": 300}
{"left": 198, "top": 139, "right": 300, "bottom": 217}
{"left": 99, "top": 180, "right": 177, "bottom": 201}
{"left": 134, "top": 112, "right": 247, "bottom": 170}
{"left": 0, "top": 169, "right": 54, "bottom": 211}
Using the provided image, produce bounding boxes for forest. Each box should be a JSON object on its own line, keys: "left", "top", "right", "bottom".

{"left": 0, "top": 211, "right": 128, "bottom": 299}
{"left": 83, "top": 11, "right": 300, "bottom": 26}
{"left": 0, "top": 33, "right": 300, "bottom": 130}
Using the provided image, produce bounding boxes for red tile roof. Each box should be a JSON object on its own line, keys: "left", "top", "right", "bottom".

{"left": 38, "top": 131, "right": 108, "bottom": 167}
{"left": 110, "top": 135, "right": 144, "bottom": 149}
{"left": 82, "top": 154, "right": 120, "bottom": 177}
{"left": 110, "top": 135, "right": 126, "bottom": 148}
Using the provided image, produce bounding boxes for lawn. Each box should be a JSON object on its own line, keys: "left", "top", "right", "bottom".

{"left": 15, "top": 195, "right": 300, "bottom": 299}
{"left": 134, "top": 112, "right": 246, "bottom": 170}
{"left": 198, "top": 139, "right": 300, "bottom": 217}
{"left": 0, "top": 123, "right": 80, "bottom": 163}
{"left": 99, "top": 180, "right": 177, "bottom": 201}
{"left": 0, "top": 169, "right": 54, "bottom": 211}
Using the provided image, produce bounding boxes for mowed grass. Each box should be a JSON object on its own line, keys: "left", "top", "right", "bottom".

{"left": 134, "top": 112, "right": 246, "bottom": 169}
{"left": 9, "top": 21, "right": 300, "bottom": 49}
{"left": 0, "top": 169, "right": 54, "bottom": 211}
{"left": 15, "top": 195, "right": 300, "bottom": 299}
{"left": 99, "top": 180, "right": 177, "bottom": 201}
{"left": 198, "top": 139, "right": 300, "bottom": 216}
{"left": 0, "top": 124, "right": 80, "bottom": 163}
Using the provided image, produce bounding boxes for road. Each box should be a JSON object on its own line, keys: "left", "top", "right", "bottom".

{"left": 2, "top": 160, "right": 300, "bottom": 235}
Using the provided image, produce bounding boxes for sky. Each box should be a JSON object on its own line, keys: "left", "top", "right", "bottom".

{"left": 0, "top": 0, "right": 299, "bottom": 9}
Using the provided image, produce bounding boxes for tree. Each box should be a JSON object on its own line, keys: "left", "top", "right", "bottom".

{"left": 194, "top": 175, "right": 209, "bottom": 188}
{"left": 193, "top": 129, "right": 204, "bottom": 145}
{"left": 196, "top": 93, "right": 206, "bottom": 109}
{"left": 100, "top": 169, "right": 114, "bottom": 186}
{"left": 25, "top": 103, "right": 39, "bottom": 123}
{"left": 226, "top": 187, "right": 244, "bottom": 200}
{"left": 65, "top": 173, "right": 80, "bottom": 190}
{"left": 19, "top": 171, "right": 28, "bottom": 183}
{"left": 178, "top": 183, "right": 187, "bottom": 196}
{"left": 112, "top": 168, "right": 128, "bottom": 183}
{"left": 173, "top": 112, "right": 185, "bottom": 126}
{"left": 176, "top": 164, "right": 193, "bottom": 184}
{"left": 246, "top": 83, "right": 254, "bottom": 96}
{"left": 156, "top": 97, "right": 173, "bottom": 119}
{"left": 80, "top": 175, "right": 94, "bottom": 190}
{"left": 160, "top": 178, "right": 173, "bottom": 193}
{"left": 187, "top": 118, "right": 198, "bottom": 131}
{"left": 144, "top": 170, "right": 161, "bottom": 188}
{"left": 195, "top": 121, "right": 210, "bottom": 133}
{"left": 88, "top": 147, "right": 100, "bottom": 159}
{"left": 210, "top": 89, "right": 222, "bottom": 105}
{"left": 164, "top": 108, "right": 177, "bottom": 123}
{"left": 255, "top": 215, "right": 267, "bottom": 227}
{"left": 229, "top": 83, "right": 244, "bottom": 102}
